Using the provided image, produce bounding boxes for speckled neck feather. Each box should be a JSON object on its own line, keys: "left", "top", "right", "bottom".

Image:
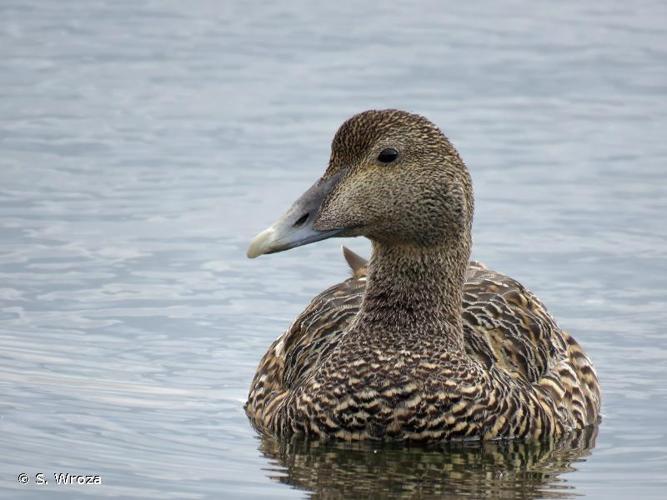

{"left": 357, "top": 239, "right": 470, "bottom": 352}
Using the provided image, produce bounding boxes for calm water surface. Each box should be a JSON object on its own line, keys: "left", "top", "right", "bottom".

{"left": 1, "top": 1, "right": 666, "bottom": 498}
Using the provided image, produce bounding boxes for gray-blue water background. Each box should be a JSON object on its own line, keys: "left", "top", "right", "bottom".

{"left": 1, "top": 0, "right": 666, "bottom": 498}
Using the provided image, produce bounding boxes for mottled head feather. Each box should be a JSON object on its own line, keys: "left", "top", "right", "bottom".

{"left": 315, "top": 109, "right": 474, "bottom": 248}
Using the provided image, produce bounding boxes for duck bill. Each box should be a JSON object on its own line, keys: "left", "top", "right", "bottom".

{"left": 247, "top": 174, "right": 343, "bottom": 258}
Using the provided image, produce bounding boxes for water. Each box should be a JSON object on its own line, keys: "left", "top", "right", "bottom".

{"left": 1, "top": 0, "right": 666, "bottom": 498}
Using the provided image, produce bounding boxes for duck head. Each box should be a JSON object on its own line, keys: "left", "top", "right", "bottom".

{"left": 247, "top": 109, "right": 473, "bottom": 258}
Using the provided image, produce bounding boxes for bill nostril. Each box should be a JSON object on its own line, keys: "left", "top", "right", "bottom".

{"left": 293, "top": 213, "right": 309, "bottom": 228}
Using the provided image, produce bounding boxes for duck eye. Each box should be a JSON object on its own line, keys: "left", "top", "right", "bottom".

{"left": 377, "top": 148, "right": 399, "bottom": 164}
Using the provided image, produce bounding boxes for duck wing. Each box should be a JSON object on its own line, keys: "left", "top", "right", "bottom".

{"left": 245, "top": 260, "right": 364, "bottom": 429}
{"left": 462, "top": 262, "right": 600, "bottom": 426}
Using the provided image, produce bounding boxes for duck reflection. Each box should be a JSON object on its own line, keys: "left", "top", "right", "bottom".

{"left": 257, "top": 426, "right": 597, "bottom": 498}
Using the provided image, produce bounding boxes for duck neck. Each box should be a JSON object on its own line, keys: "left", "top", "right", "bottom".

{"left": 357, "top": 238, "right": 470, "bottom": 351}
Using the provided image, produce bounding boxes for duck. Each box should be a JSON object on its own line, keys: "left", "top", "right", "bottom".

{"left": 244, "top": 109, "right": 600, "bottom": 442}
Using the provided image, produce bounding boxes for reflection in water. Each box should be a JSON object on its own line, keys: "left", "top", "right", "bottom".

{"left": 259, "top": 426, "right": 598, "bottom": 498}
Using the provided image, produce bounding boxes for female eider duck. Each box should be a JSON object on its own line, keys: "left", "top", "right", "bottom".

{"left": 245, "top": 109, "right": 600, "bottom": 442}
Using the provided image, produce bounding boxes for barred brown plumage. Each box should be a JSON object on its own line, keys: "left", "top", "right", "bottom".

{"left": 245, "top": 110, "right": 601, "bottom": 442}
